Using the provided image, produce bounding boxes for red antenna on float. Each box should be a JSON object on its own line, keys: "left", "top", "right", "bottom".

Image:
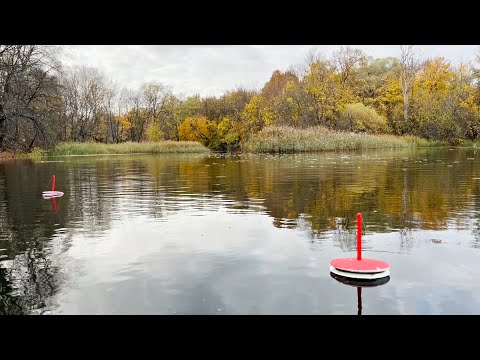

{"left": 330, "top": 213, "right": 390, "bottom": 280}
{"left": 42, "top": 175, "right": 64, "bottom": 199}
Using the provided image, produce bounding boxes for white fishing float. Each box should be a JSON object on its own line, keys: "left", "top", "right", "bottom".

{"left": 42, "top": 175, "right": 64, "bottom": 199}
{"left": 329, "top": 213, "right": 390, "bottom": 280}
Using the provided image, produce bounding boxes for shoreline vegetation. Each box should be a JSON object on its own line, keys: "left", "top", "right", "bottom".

{"left": 14, "top": 141, "right": 210, "bottom": 159}
{"left": 1, "top": 45, "right": 480, "bottom": 158}
{"left": 241, "top": 126, "right": 446, "bottom": 153}
{"left": 2, "top": 125, "right": 469, "bottom": 159}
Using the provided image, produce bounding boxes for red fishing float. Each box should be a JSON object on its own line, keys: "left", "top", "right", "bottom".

{"left": 330, "top": 213, "right": 390, "bottom": 280}
{"left": 42, "top": 175, "right": 64, "bottom": 199}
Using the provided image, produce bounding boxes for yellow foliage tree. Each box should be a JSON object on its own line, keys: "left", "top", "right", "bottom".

{"left": 178, "top": 116, "right": 219, "bottom": 148}
{"left": 410, "top": 57, "right": 478, "bottom": 142}
{"left": 240, "top": 95, "right": 274, "bottom": 139}
{"left": 217, "top": 117, "right": 240, "bottom": 150}
{"left": 270, "top": 79, "right": 307, "bottom": 127}
{"left": 415, "top": 57, "right": 453, "bottom": 94}
{"left": 379, "top": 74, "right": 404, "bottom": 134}
{"left": 303, "top": 60, "right": 342, "bottom": 127}
{"left": 146, "top": 123, "right": 164, "bottom": 141}
{"left": 117, "top": 114, "right": 133, "bottom": 141}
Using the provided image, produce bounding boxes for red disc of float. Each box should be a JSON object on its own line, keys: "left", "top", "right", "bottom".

{"left": 330, "top": 258, "right": 390, "bottom": 274}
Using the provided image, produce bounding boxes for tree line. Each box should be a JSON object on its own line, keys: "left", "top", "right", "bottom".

{"left": 1, "top": 45, "right": 480, "bottom": 152}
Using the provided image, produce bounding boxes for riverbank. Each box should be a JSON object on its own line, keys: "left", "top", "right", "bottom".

{"left": 16, "top": 141, "right": 210, "bottom": 159}
{"left": 241, "top": 126, "right": 447, "bottom": 153}
{"left": 0, "top": 128, "right": 464, "bottom": 160}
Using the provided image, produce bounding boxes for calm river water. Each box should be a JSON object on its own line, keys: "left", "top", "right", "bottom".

{"left": 1, "top": 147, "right": 480, "bottom": 314}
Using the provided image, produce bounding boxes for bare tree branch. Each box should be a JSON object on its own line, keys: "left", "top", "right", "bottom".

{"left": 400, "top": 45, "right": 420, "bottom": 123}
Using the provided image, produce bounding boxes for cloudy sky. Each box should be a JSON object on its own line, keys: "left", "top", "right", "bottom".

{"left": 61, "top": 45, "right": 480, "bottom": 98}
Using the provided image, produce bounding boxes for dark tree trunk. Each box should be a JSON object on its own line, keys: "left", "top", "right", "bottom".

{"left": 28, "top": 131, "right": 37, "bottom": 150}
{"left": 0, "top": 104, "right": 7, "bottom": 149}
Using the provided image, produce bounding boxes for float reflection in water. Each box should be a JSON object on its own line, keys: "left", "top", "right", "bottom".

{"left": 330, "top": 272, "right": 391, "bottom": 315}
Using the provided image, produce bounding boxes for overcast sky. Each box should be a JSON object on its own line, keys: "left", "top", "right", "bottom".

{"left": 61, "top": 45, "right": 480, "bottom": 98}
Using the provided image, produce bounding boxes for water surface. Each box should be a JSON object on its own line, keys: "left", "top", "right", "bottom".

{"left": 1, "top": 148, "right": 480, "bottom": 314}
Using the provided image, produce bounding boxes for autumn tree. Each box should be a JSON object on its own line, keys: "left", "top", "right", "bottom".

{"left": 178, "top": 115, "right": 219, "bottom": 148}
{"left": 302, "top": 53, "right": 341, "bottom": 127}
{"left": 380, "top": 70, "right": 404, "bottom": 134}
{"left": 333, "top": 46, "right": 367, "bottom": 89}
{"left": 120, "top": 89, "right": 147, "bottom": 142}
{"left": 140, "top": 82, "right": 172, "bottom": 141}
{"left": 409, "top": 57, "right": 480, "bottom": 143}
{"left": 261, "top": 70, "right": 298, "bottom": 100}
{"left": 221, "top": 88, "right": 256, "bottom": 124}
{"left": 217, "top": 117, "right": 241, "bottom": 151}
{"left": 259, "top": 70, "right": 305, "bottom": 127}
{"left": 202, "top": 96, "right": 223, "bottom": 122}
{"left": 452, "top": 63, "right": 480, "bottom": 140}
{"left": 355, "top": 57, "right": 399, "bottom": 109}
{"left": 241, "top": 95, "right": 274, "bottom": 139}
{"left": 475, "top": 49, "right": 480, "bottom": 107}
{"left": 169, "top": 95, "right": 202, "bottom": 140}
{"left": 272, "top": 77, "right": 308, "bottom": 127}
{"left": 399, "top": 45, "right": 420, "bottom": 125}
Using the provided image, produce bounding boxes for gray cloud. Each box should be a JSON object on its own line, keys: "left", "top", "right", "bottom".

{"left": 60, "top": 45, "right": 480, "bottom": 98}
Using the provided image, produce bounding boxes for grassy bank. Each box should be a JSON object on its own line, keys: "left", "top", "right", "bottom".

{"left": 241, "top": 126, "right": 446, "bottom": 153}
{"left": 21, "top": 141, "right": 210, "bottom": 158}
{"left": 462, "top": 140, "right": 480, "bottom": 148}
